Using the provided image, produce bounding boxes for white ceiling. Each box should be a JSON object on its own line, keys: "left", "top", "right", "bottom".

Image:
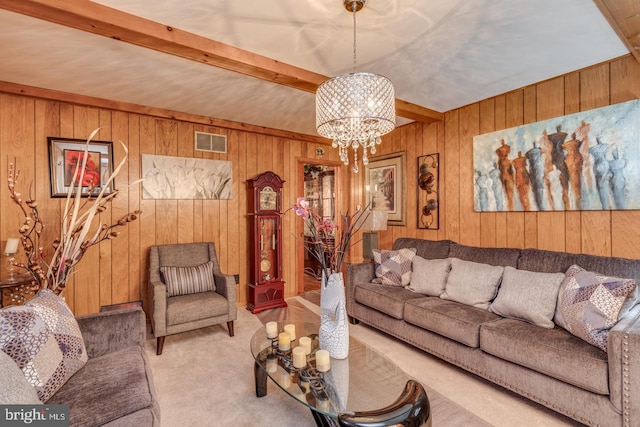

{"left": 0, "top": 0, "right": 629, "bottom": 137}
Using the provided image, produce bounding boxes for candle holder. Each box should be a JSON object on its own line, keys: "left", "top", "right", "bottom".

{"left": 4, "top": 253, "right": 16, "bottom": 278}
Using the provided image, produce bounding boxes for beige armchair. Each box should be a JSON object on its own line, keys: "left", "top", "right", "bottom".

{"left": 148, "top": 242, "right": 237, "bottom": 355}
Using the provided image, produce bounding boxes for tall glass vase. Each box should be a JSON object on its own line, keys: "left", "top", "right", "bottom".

{"left": 319, "top": 271, "right": 349, "bottom": 359}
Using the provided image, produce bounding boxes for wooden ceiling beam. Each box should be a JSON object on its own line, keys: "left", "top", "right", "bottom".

{"left": 593, "top": 0, "right": 640, "bottom": 64}
{"left": 0, "top": 0, "right": 443, "bottom": 124}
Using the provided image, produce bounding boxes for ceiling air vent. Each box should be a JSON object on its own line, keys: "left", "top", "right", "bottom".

{"left": 195, "top": 131, "right": 227, "bottom": 154}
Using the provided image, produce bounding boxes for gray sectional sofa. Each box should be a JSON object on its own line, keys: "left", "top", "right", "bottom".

{"left": 1, "top": 306, "right": 160, "bottom": 426}
{"left": 345, "top": 238, "right": 640, "bottom": 427}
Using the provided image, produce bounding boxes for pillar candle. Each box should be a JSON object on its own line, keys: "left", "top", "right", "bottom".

{"left": 299, "top": 336, "right": 312, "bottom": 355}
{"left": 266, "top": 321, "right": 278, "bottom": 339}
{"left": 4, "top": 238, "right": 19, "bottom": 255}
{"left": 278, "top": 332, "right": 291, "bottom": 351}
{"left": 315, "top": 349, "right": 330, "bottom": 372}
{"left": 284, "top": 324, "right": 296, "bottom": 341}
{"left": 292, "top": 346, "right": 307, "bottom": 368}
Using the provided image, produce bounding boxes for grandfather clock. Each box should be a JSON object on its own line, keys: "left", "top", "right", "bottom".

{"left": 246, "top": 171, "right": 287, "bottom": 313}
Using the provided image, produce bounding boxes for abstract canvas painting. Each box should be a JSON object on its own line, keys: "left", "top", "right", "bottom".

{"left": 473, "top": 99, "right": 640, "bottom": 211}
{"left": 142, "top": 154, "right": 232, "bottom": 200}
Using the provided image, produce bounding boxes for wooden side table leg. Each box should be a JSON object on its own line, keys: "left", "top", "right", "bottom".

{"left": 254, "top": 360, "right": 267, "bottom": 397}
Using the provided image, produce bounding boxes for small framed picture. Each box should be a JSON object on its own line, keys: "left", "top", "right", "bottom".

{"left": 364, "top": 151, "right": 406, "bottom": 226}
{"left": 48, "top": 137, "right": 115, "bottom": 197}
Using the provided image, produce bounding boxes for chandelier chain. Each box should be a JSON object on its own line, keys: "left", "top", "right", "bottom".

{"left": 352, "top": 3, "right": 357, "bottom": 73}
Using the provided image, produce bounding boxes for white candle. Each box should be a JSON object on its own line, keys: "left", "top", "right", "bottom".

{"left": 292, "top": 346, "right": 307, "bottom": 369}
{"left": 278, "top": 332, "right": 291, "bottom": 351}
{"left": 279, "top": 369, "right": 292, "bottom": 388}
{"left": 4, "top": 238, "right": 19, "bottom": 255}
{"left": 284, "top": 324, "right": 296, "bottom": 341}
{"left": 266, "top": 321, "right": 278, "bottom": 339}
{"left": 299, "top": 336, "right": 312, "bottom": 355}
{"left": 315, "top": 349, "right": 330, "bottom": 372}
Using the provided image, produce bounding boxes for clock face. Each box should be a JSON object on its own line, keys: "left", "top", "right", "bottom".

{"left": 259, "top": 186, "right": 277, "bottom": 211}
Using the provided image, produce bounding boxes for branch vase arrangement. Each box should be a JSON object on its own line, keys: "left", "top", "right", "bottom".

{"left": 290, "top": 197, "right": 368, "bottom": 359}
{"left": 7, "top": 128, "right": 141, "bottom": 295}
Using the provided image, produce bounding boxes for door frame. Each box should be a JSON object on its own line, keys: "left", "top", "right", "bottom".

{"left": 296, "top": 157, "right": 344, "bottom": 295}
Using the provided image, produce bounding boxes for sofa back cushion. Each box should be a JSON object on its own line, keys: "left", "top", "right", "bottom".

{"left": 407, "top": 256, "right": 451, "bottom": 296}
{"left": 449, "top": 243, "right": 520, "bottom": 267}
{"left": 519, "top": 248, "right": 640, "bottom": 318}
{"left": 393, "top": 238, "right": 453, "bottom": 260}
{"left": 489, "top": 266, "right": 565, "bottom": 328}
{"left": 441, "top": 258, "right": 504, "bottom": 309}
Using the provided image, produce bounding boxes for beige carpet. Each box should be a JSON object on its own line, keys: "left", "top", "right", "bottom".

{"left": 145, "top": 295, "right": 583, "bottom": 426}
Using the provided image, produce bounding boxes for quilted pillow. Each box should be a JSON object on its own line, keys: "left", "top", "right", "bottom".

{"left": 0, "top": 289, "right": 88, "bottom": 402}
{"left": 161, "top": 260, "right": 216, "bottom": 297}
{"left": 407, "top": 256, "right": 451, "bottom": 296}
{"left": 441, "top": 258, "right": 504, "bottom": 310}
{"left": 555, "top": 264, "right": 637, "bottom": 352}
{"left": 489, "top": 266, "right": 565, "bottom": 328}
{"left": 372, "top": 248, "right": 417, "bottom": 286}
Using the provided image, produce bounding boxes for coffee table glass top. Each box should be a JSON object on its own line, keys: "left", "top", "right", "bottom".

{"left": 250, "top": 321, "right": 412, "bottom": 418}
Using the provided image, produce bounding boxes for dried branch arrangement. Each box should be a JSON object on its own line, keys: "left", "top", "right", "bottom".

{"left": 7, "top": 128, "right": 141, "bottom": 295}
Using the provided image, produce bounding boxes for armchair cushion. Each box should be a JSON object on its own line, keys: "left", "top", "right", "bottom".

{"left": 0, "top": 289, "right": 88, "bottom": 402}
{"left": 161, "top": 261, "right": 216, "bottom": 297}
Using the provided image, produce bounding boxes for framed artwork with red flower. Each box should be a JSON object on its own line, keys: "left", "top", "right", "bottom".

{"left": 48, "top": 137, "right": 114, "bottom": 197}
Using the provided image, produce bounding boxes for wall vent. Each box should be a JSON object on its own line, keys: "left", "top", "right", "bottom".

{"left": 195, "top": 131, "right": 227, "bottom": 153}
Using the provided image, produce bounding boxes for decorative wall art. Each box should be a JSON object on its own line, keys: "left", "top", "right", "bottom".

{"left": 473, "top": 99, "right": 640, "bottom": 212}
{"left": 364, "top": 152, "right": 406, "bottom": 226}
{"left": 417, "top": 153, "right": 439, "bottom": 229}
{"left": 141, "top": 154, "right": 232, "bottom": 200}
{"left": 48, "top": 137, "right": 114, "bottom": 198}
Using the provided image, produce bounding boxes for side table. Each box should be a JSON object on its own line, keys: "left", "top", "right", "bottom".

{"left": 0, "top": 273, "right": 38, "bottom": 307}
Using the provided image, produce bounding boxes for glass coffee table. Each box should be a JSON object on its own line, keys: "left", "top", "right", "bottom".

{"left": 251, "top": 321, "right": 429, "bottom": 426}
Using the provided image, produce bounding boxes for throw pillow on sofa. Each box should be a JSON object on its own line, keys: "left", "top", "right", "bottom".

{"left": 489, "top": 266, "right": 565, "bottom": 328}
{"left": 555, "top": 264, "right": 637, "bottom": 352}
{"left": 372, "top": 248, "right": 417, "bottom": 286}
{"left": 441, "top": 258, "right": 504, "bottom": 309}
{"left": 161, "top": 260, "right": 216, "bottom": 296}
{"left": 0, "top": 289, "right": 88, "bottom": 402}
{"left": 407, "top": 256, "right": 451, "bottom": 296}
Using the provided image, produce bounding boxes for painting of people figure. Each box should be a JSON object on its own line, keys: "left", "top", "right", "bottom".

{"left": 473, "top": 99, "right": 640, "bottom": 211}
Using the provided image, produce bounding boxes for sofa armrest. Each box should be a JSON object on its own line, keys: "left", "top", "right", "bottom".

{"left": 76, "top": 307, "right": 146, "bottom": 359}
{"left": 149, "top": 280, "right": 168, "bottom": 338}
{"left": 215, "top": 273, "right": 237, "bottom": 320}
{"left": 608, "top": 305, "right": 640, "bottom": 420}
{"left": 345, "top": 262, "right": 375, "bottom": 316}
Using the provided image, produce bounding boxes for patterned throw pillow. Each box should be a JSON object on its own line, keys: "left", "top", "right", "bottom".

{"left": 0, "top": 289, "right": 88, "bottom": 402}
{"left": 555, "top": 264, "right": 637, "bottom": 352}
{"left": 161, "top": 260, "right": 216, "bottom": 297}
{"left": 372, "top": 248, "right": 417, "bottom": 286}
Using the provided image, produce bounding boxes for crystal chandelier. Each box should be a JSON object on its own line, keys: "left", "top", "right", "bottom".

{"left": 316, "top": 0, "right": 396, "bottom": 173}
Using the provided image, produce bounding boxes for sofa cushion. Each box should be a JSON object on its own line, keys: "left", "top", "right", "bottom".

{"left": 354, "top": 283, "right": 424, "bottom": 319}
{"left": 0, "top": 289, "right": 88, "bottom": 402}
{"left": 392, "top": 238, "right": 453, "bottom": 260}
{"left": 448, "top": 243, "right": 520, "bottom": 267}
{"left": 441, "top": 258, "right": 504, "bottom": 310}
{"left": 555, "top": 264, "right": 636, "bottom": 352}
{"left": 489, "top": 266, "right": 565, "bottom": 328}
{"left": 166, "top": 290, "right": 229, "bottom": 326}
{"left": 407, "top": 256, "right": 451, "bottom": 296}
{"left": 48, "top": 346, "right": 154, "bottom": 427}
{"left": 0, "top": 350, "right": 41, "bottom": 404}
{"left": 372, "top": 248, "right": 417, "bottom": 286}
{"left": 480, "top": 318, "right": 609, "bottom": 395}
{"left": 405, "top": 298, "right": 501, "bottom": 347}
{"left": 161, "top": 260, "right": 216, "bottom": 297}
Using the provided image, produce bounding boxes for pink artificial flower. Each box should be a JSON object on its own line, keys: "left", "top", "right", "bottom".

{"left": 292, "top": 197, "right": 310, "bottom": 219}
{"left": 318, "top": 219, "right": 335, "bottom": 233}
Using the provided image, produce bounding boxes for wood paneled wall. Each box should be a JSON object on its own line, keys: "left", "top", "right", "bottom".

{"left": 0, "top": 91, "right": 345, "bottom": 316}
{"left": 372, "top": 55, "right": 640, "bottom": 260}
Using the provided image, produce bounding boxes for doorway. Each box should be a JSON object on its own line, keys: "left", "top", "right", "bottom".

{"left": 296, "top": 158, "right": 342, "bottom": 294}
